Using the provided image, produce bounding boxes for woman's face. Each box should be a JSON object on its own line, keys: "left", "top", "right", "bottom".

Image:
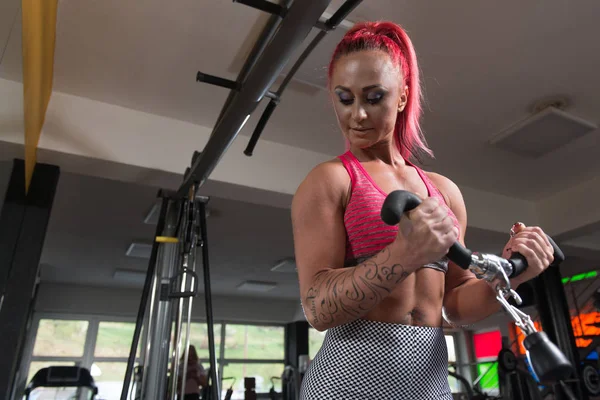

{"left": 329, "top": 50, "right": 407, "bottom": 149}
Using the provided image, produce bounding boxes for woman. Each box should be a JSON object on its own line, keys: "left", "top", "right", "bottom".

{"left": 291, "top": 21, "right": 555, "bottom": 399}
{"left": 178, "top": 345, "right": 208, "bottom": 400}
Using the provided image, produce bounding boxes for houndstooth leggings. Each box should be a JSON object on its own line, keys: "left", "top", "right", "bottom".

{"left": 300, "top": 318, "right": 453, "bottom": 400}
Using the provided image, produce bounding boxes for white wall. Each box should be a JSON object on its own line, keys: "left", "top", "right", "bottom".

{"left": 35, "top": 282, "right": 300, "bottom": 324}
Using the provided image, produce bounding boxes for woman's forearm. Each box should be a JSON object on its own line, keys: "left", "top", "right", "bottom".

{"left": 443, "top": 278, "right": 522, "bottom": 326}
{"left": 303, "top": 245, "right": 417, "bottom": 331}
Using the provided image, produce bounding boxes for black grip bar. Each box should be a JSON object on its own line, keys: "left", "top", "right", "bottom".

{"left": 380, "top": 190, "right": 565, "bottom": 276}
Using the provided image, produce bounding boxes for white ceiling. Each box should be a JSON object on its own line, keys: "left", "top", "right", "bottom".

{"left": 20, "top": 0, "right": 596, "bottom": 201}
{"left": 3, "top": 0, "right": 599, "bottom": 200}
{"left": 1, "top": 0, "right": 600, "bottom": 302}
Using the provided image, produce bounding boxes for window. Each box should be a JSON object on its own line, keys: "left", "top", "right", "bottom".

{"left": 309, "top": 328, "right": 326, "bottom": 359}
{"left": 445, "top": 335, "right": 456, "bottom": 363}
{"left": 32, "top": 319, "right": 88, "bottom": 357}
{"left": 27, "top": 319, "right": 89, "bottom": 382}
{"left": 189, "top": 322, "right": 222, "bottom": 360}
{"left": 218, "top": 323, "right": 285, "bottom": 399}
{"left": 222, "top": 363, "right": 284, "bottom": 398}
{"left": 21, "top": 317, "right": 286, "bottom": 400}
{"left": 92, "top": 321, "right": 142, "bottom": 398}
{"left": 445, "top": 334, "right": 463, "bottom": 393}
{"left": 224, "top": 324, "right": 284, "bottom": 360}
{"left": 95, "top": 321, "right": 139, "bottom": 358}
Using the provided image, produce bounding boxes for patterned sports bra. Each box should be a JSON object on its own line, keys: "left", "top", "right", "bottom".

{"left": 338, "top": 151, "right": 460, "bottom": 273}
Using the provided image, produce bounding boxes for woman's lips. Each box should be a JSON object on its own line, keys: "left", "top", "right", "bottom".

{"left": 351, "top": 128, "right": 372, "bottom": 134}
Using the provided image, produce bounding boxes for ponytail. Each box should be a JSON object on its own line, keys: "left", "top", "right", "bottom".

{"left": 328, "top": 21, "right": 433, "bottom": 162}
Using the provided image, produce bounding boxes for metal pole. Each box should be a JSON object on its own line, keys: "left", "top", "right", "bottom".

{"left": 168, "top": 196, "right": 193, "bottom": 400}
{"left": 138, "top": 235, "right": 162, "bottom": 400}
{"left": 198, "top": 200, "right": 220, "bottom": 400}
{"left": 178, "top": 0, "right": 332, "bottom": 196}
{"left": 140, "top": 201, "right": 181, "bottom": 400}
{"left": 120, "top": 193, "right": 170, "bottom": 400}
{"left": 180, "top": 203, "right": 200, "bottom": 400}
{"left": 170, "top": 268, "right": 188, "bottom": 400}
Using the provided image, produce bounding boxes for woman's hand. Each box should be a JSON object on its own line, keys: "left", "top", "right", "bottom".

{"left": 395, "top": 196, "right": 459, "bottom": 269}
{"left": 502, "top": 222, "right": 555, "bottom": 286}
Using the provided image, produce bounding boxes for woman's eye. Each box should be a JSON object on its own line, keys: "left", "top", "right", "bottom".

{"left": 366, "top": 92, "right": 384, "bottom": 104}
{"left": 338, "top": 94, "right": 353, "bottom": 105}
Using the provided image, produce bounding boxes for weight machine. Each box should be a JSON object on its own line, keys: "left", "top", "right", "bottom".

{"left": 118, "top": 1, "right": 363, "bottom": 399}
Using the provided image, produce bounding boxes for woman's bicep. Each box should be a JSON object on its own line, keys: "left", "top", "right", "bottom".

{"left": 291, "top": 164, "right": 348, "bottom": 294}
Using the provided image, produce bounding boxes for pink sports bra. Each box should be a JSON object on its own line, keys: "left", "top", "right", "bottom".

{"left": 338, "top": 151, "right": 460, "bottom": 273}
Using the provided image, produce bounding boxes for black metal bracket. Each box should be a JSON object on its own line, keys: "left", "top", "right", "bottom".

{"left": 233, "top": 0, "right": 287, "bottom": 18}
{"left": 241, "top": 0, "right": 363, "bottom": 157}
{"left": 196, "top": 72, "right": 281, "bottom": 102}
{"left": 316, "top": 0, "right": 362, "bottom": 31}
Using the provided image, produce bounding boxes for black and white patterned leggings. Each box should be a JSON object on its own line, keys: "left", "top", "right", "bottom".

{"left": 300, "top": 319, "right": 453, "bottom": 400}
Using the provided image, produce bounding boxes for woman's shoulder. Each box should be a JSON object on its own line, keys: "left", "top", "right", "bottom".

{"left": 296, "top": 158, "right": 349, "bottom": 193}
{"left": 310, "top": 157, "right": 347, "bottom": 176}
{"left": 423, "top": 171, "right": 461, "bottom": 200}
{"left": 422, "top": 170, "right": 466, "bottom": 221}
{"left": 292, "top": 158, "right": 350, "bottom": 211}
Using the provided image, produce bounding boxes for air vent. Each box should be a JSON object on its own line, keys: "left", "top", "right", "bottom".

{"left": 489, "top": 106, "right": 596, "bottom": 158}
{"left": 126, "top": 242, "right": 153, "bottom": 258}
{"left": 113, "top": 269, "right": 146, "bottom": 285}
{"left": 144, "top": 203, "right": 161, "bottom": 225}
{"left": 271, "top": 258, "right": 297, "bottom": 273}
{"left": 236, "top": 281, "right": 277, "bottom": 293}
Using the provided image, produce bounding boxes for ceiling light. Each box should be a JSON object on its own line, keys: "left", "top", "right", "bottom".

{"left": 489, "top": 105, "right": 596, "bottom": 158}
{"left": 271, "top": 257, "right": 297, "bottom": 273}
{"left": 125, "top": 242, "right": 153, "bottom": 258}
{"left": 236, "top": 281, "right": 277, "bottom": 293}
{"left": 144, "top": 203, "right": 161, "bottom": 225}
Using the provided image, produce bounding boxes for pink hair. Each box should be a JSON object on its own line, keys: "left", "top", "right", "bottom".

{"left": 328, "top": 21, "right": 433, "bottom": 161}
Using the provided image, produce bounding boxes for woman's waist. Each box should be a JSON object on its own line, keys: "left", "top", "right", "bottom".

{"left": 324, "top": 315, "right": 447, "bottom": 348}
{"left": 363, "top": 291, "right": 444, "bottom": 327}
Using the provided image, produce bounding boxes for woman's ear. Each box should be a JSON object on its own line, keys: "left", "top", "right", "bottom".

{"left": 398, "top": 86, "right": 409, "bottom": 112}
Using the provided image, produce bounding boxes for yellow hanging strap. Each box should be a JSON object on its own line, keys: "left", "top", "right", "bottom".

{"left": 21, "top": 0, "right": 58, "bottom": 192}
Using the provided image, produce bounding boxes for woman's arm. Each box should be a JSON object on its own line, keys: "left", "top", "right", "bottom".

{"left": 292, "top": 162, "right": 455, "bottom": 331}
{"left": 435, "top": 174, "right": 552, "bottom": 326}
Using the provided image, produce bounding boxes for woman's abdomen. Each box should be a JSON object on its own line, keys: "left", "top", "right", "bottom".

{"left": 363, "top": 268, "right": 446, "bottom": 327}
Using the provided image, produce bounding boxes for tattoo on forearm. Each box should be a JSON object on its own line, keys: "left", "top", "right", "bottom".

{"left": 306, "top": 287, "right": 320, "bottom": 325}
{"left": 304, "top": 248, "right": 410, "bottom": 326}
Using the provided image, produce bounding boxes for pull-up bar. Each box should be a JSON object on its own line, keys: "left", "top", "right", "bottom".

{"left": 179, "top": 0, "right": 363, "bottom": 197}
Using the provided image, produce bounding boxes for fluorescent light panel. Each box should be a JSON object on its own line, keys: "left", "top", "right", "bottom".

{"left": 144, "top": 203, "right": 161, "bottom": 225}
{"left": 126, "top": 242, "right": 153, "bottom": 259}
{"left": 489, "top": 107, "right": 596, "bottom": 158}
{"left": 271, "top": 257, "right": 297, "bottom": 273}
{"left": 237, "top": 280, "right": 277, "bottom": 292}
